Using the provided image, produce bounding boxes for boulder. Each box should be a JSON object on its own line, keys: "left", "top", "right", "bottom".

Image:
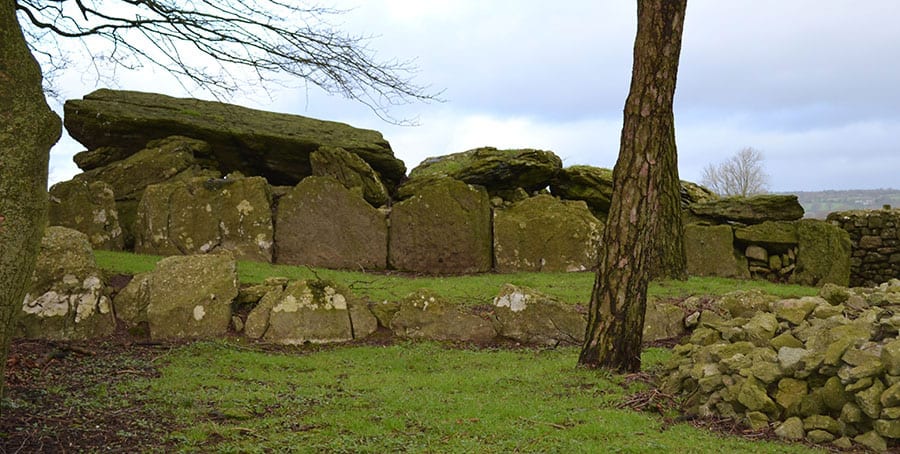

{"left": 64, "top": 89, "right": 405, "bottom": 189}
{"left": 493, "top": 195, "right": 603, "bottom": 272}
{"left": 274, "top": 176, "right": 388, "bottom": 270}
{"left": 680, "top": 181, "right": 718, "bottom": 206}
{"left": 113, "top": 273, "right": 151, "bottom": 328}
{"left": 405, "top": 147, "right": 562, "bottom": 195}
{"left": 644, "top": 301, "right": 687, "bottom": 342}
{"left": 389, "top": 179, "right": 492, "bottom": 274}
{"left": 492, "top": 284, "right": 586, "bottom": 346}
{"left": 790, "top": 219, "right": 851, "bottom": 287}
{"left": 18, "top": 227, "right": 115, "bottom": 340}
{"left": 684, "top": 224, "right": 750, "bottom": 279}
{"left": 389, "top": 290, "right": 496, "bottom": 343}
{"left": 244, "top": 280, "right": 361, "bottom": 344}
{"left": 309, "top": 146, "right": 389, "bottom": 207}
{"left": 733, "top": 221, "right": 798, "bottom": 247}
{"left": 134, "top": 176, "right": 274, "bottom": 262}
{"left": 70, "top": 135, "right": 221, "bottom": 246}
{"left": 48, "top": 179, "right": 124, "bottom": 250}
{"left": 689, "top": 195, "right": 805, "bottom": 224}
{"left": 549, "top": 165, "right": 614, "bottom": 216}
{"left": 146, "top": 252, "right": 238, "bottom": 340}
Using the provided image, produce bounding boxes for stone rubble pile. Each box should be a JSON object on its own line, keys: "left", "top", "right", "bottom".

{"left": 662, "top": 279, "right": 900, "bottom": 451}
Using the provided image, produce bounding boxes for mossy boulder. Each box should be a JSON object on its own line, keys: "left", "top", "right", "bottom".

{"left": 17, "top": 227, "right": 115, "bottom": 340}
{"left": 134, "top": 176, "right": 274, "bottom": 262}
{"left": 48, "top": 179, "right": 124, "bottom": 250}
{"left": 549, "top": 165, "right": 614, "bottom": 217}
{"left": 684, "top": 224, "right": 750, "bottom": 279}
{"left": 493, "top": 195, "right": 603, "bottom": 272}
{"left": 113, "top": 273, "right": 151, "bottom": 328}
{"left": 492, "top": 284, "right": 586, "bottom": 346}
{"left": 146, "top": 252, "right": 238, "bottom": 340}
{"left": 310, "top": 146, "right": 389, "bottom": 206}
{"left": 734, "top": 221, "right": 798, "bottom": 247}
{"left": 389, "top": 179, "right": 492, "bottom": 274}
{"left": 389, "top": 290, "right": 496, "bottom": 342}
{"left": 405, "top": 147, "right": 562, "bottom": 195}
{"left": 689, "top": 195, "right": 805, "bottom": 225}
{"left": 644, "top": 301, "right": 687, "bottom": 342}
{"left": 790, "top": 219, "right": 851, "bottom": 287}
{"left": 70, "top": 135, "right": 221, "bottom": 246}
{"left": 64, "top": 89, "right": 405, "bottom": 189}
{"left": 275, "top": 176, "right": 387, "bottom": 270}
{"left": 244, "top": 280, "right": 363, "bottom": 344}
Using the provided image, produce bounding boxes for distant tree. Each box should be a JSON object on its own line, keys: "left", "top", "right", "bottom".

{"left": 701, "top": 147, "right": 770, "bottom": 197}
{"left": 578, "top": 0, "right": 687, "bottom": 372}
{"left": 2, "top": 0, "right": 435, "bottom": 399}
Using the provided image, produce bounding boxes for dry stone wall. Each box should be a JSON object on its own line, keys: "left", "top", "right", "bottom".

{"left": 827, "top": 208, "right": 900, "bottom": 287}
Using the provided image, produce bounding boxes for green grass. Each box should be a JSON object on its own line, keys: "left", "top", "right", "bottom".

{"left": 118, "top": 341, "right": 820, "bottom": 453}
{"left": 93, "top": 250, "right": 818, "bottom": 306}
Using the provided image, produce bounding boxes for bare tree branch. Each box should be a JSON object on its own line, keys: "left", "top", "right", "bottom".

{"left": 701, "top": 147, "right": 770, "bottom": 197}
{"left": 15, "top": 0, "right": 440, "bottom": 124}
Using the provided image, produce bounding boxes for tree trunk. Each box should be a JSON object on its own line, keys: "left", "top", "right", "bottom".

{"left": 578, "top": 0, "right": 687, "bottom": 372}
{"left": 0, "top": 2, "right": 62, "bottom": 399}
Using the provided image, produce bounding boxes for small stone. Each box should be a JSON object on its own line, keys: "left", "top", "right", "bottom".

{"left": 846, "top": 377, "right": 874, "bottom": 393}
{"left": 738, "top": 376, "right": 778, "bottom": 414}
{"left": 769, "top": 332, "right": 804, "bottom": 350}
{"left": 774, "top": 416, "right": 805, "bottom": 441}
{"left": 231, "top": 316, "right": 244, "bottom": 332}
{"left": 881, "top": 339, "right": 900, "bottom": 375}
{"left": 803, "top": 415, "right": 841, "bottom": 434}
{"left": 746, "top": 245, "right": 768, "bottom": 262}
{"left": 807, "top": 429, "right": 835, "bottom": 444}
{"left": 875, "top": 419, "right": 900, "bottom": 439}
{"left": 744, "top": 312, "right": 779, "bottom": 347}
{"left": 772, "top": 297, "right": 821, "bottom": 325}
{"left": 855, "top": 430, "right": 888, "bottom": 452}
{"left": 745, "top": 411, "right": 770, "bottom": 430}
{"left": 832, "top": 436, "right": 853, "bottom": 449}
{"left": 811, "top": 303, "right": 844, "bottom": 319}
{"left": 778, "top": 346, "right": 810, "bottom": 374}
{"left": 841, "top": 402, "right": 864, "bottom": 424}
{"left": 823, "top": 337, "right": 856, "bottom": 366}
{"left": 775, "top": 378, "right": 807, "bottom": 411}
{"left": 882, "top": 382, "right": 900, "bottom": 408}
{"left": 821, "top": 376, "right": 851, "bottom": 412}
{"left": 747, "top": 361, "right": 782, "bottom": 384}
{"left": 856, "top": 378, "right": 886, "bottom": 419}
{"left": 882, "top": 407, "right": 900, "bottom": 419}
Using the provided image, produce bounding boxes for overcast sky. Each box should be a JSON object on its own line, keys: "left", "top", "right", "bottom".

{"left": 46, "top": 0, "right": 900, "bottom": 191}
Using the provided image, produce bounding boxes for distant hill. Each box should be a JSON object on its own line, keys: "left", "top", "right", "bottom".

{"left": 783, "top": 189, "right": 900, "bottom": 219}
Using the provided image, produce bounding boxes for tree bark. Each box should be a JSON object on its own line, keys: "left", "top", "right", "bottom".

{"left": 0, "top": 1, "right": 62, "bottom": 399}
{"left": 578, "top": 0, "right": 687, "bottom": 372}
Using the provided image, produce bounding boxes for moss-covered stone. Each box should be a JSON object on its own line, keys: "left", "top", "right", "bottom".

{"left": 775, "top": 377, "right": 808, "bottom": 411}
{"left": 275, "top": 176, "right": 387, "bottom": 270}
{"left": 493, "top": 195, "right": 603, "bottom": 272}
{"left": 790, "top": 219, "right": 851, "bottom": 287}
{"left": 309, "top": 146, "right": 389, "bottom": 206}
{"left": 855, "top": 430, "right": 888, "bottom": 452}
{"left": 716, "top": 290, "right": 777, "bottom": 319}
{"left": 48, "top": 179, "right": 124, "bottom": 250}
{"left": 734, "top": 221, "right": 799, "bottom": 247}
{"left": 549, "top": 165, "right": 614, "bottom": 216}
{"left": 772, "top": 297, "right": 822, "bottom": 325}
{"left": 492, "top": 284, "right": 586, "bottom": 345}
{"left": 113, "top": 273, "right": 152, "bottom": 328}
{"left": 64, "top": 89, "right": 404, "bottom": 189}
{"left": 17, "top": 227, "right": 114, "bottom": 340}
{"left": 244, "top": 279, "right": 356, "bottom": 344}
{"left": 389, "top": 179, "right": 492, "bottom": 274}
{"left": 738, "top": 376, "right": 778, "bottom": 414}
{"left": 875, "top": 419, "right": 900, "bottom": 439}
{"left": 408, "top": 147, "right": 562, "bottom": 195}
{"left": 689, "top": 195, "right": 805, "bottom": 225}
{"left": 774, "top": 417, "right": 805, "bottom": 440}
{"left": 134, "top": 176, "right": 274, "bottom": 262}
{"left": 882, "top": 339, "right": 900, "bottom": 376}
{"left": 684, "top": 224, "right": 750, "bottom": 279}
{"left": 856, "top": 378, "right": 887, "bottom": 420}
{"left": 389, "top": 290, "right": 496, "bottom": 342}
{"left": 146, "top": 252, "right": 238, "bottom": 340}
{"left": 644, "top": 301, "right": 687, "bottom": 342}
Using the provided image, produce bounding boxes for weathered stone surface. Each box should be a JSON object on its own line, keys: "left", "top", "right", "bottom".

{"left": 772, "top": 297, "right": 822, "bottom": 325}
{"left": 71, "top": 135, "right": 221, "bottom": 246}
{"left": 18, "top": 227, "right": 114, "bottom": 340}
{"left": 738, "top": 376, "right": 778, "bottom": 414}
{"left": 775, "top": 378, "right": 808, "bottom": 411}
{"left": 855, "top": 430, "right": 888, "bottom": 452}
{"left": 64, "top": 89, "right": 405, "bottom": 189}
{"left": 134, "top": 176, "right": 274, "bottom": 262}
{"left": 716, "top": 290, "right": 777, "bottom": 319}
{"left": 876, "top": 419, "right": 900, "bottom": 439}
{"left": 244, "top": 280, "right": 356, "bottom": 344}
{"left": 644, "top": 301, "right": 686, "bottom": 342}
{"left": 310, "top": 146, "right": 389, "bottom": 207}
{"left": 493, "top": 195, "right": 602, "bottom": 272}
{"left": 113, "top": 273, "right": 151, "bottom": 328}
{"left": 390, "top": 290, "right": 496, "bottom": 342}
{"left": 734, "top": 221, "right": 798, "bottom": 247}
{"left": 774, "top": 417, "right": 805, "bottom": 440}
{"left": 882, "top": 339, "right": 900, "bottom": 376}
{"left": 857, "top": 379, "right": 887, "bottom": 420}
{"left": 275, "top": 176, "right": 387, "bottom": 269}
{"left": 492, "top": 284, "right": 586, "bottom": 346}
{"left": 790, "top": 219, "right": 851, "bottom": 287}
{"left": 689, "top": 195, "right": 805, "bottom": 225}
{"left": 744, "top": 312, "right": 778, "bottom": 347}
{"left": 549, "top": 165, "right": 613, "bottom": 216}
{"left": 406, "top": 147, "right": 562, "bottom": 195}
{"left": 48, "top": 179, "right": 124, "bottom": 250}
{"left": 684, "top": 224, "right": 750, "bottom": 279}
{"left": 389, "top": 179, "right": 492, "bottom": 274}
{"left": 146, "top": 252, "right": 238, "bottom": 340}
{"left": 745, "top": 245, "right": 768, "bottom": 262}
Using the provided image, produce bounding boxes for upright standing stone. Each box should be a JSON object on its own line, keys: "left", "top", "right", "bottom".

{"left": 48, "top": 179, "right": 124, "bottom": 250}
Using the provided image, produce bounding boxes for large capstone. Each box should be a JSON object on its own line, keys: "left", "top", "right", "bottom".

{"left": 309, "top": 146, "right": 389, "bottom": 207}
{"left": 275, "top": 176, "right": 388, "bottom": 270}
{"left": 48, "top": 179, "right": 123, "bottom": 250}
{"left": 684, "top": 224, "right": 750, "bottom": 279}
{"left": 18, "top": 227, "right": 115, "bottom": 340}
{"left": 492, "top": 284, "right": 586, "bottom": 346}
{"left": 404, "top": 147, "right": 562, "bottom": 196}
{"left": 145, "top": 252, "right": 238, "bottom": 340}
{"left": 493, "top": 195, "right": 602, "bottom": 272}
{"left": 689, "top": 195, "right": 805, "bottom": 225}
{"left": 64, "top": 89, "right": 405, "bottom": 189}
{"left": 389, "top": 179, "right": 492, "bottom": 274}
{"left": 549, "top": 165, "right": 614, "bottom": 217}
{"left": 134, "top": 176, "right": 274, "bottom": 262}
